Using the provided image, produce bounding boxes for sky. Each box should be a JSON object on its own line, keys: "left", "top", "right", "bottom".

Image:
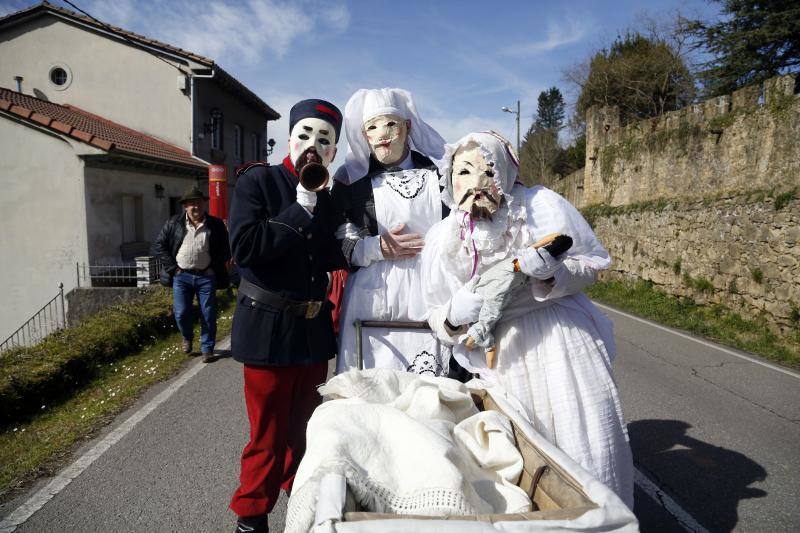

{"left": 1, "top": 0, "right": 722, "bottom": 165}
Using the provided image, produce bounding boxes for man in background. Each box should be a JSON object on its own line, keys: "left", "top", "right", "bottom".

{"left": 152, "top": 185, "right": 231, "bottom": 363}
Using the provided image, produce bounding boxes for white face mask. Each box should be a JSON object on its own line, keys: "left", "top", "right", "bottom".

{"left": 288, "top": 117, "right": 337, "bottom": 170}
{"left": 452, "top": 142, "right": 502, "bottom": 218}
{"left": 362, "top": 114, "right": 410, "bottom": 166}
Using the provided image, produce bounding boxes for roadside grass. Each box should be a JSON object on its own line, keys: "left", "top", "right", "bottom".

{"left": 587, "top": 279, "right": 800, "bottom": 370}
{"left": 0, "top": 292, "right": 236, "bottom": 501}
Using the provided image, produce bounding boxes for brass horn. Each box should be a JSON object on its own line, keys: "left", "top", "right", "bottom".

{"left": 299, "top": 162, "right": 329, "bottom": 192}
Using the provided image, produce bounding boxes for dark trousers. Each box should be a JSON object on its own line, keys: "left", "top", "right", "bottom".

{"left": 172, "top": 271, "right": 216, "bottom": 352}
{"left": 229, "top": 362, "right": 328, "bottom": 518}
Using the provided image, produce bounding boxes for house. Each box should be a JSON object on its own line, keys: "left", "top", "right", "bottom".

{"left": 0, "top": 1, "right": 280, "bottom": 342}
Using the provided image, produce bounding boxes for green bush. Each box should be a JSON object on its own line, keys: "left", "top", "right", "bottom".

{"left": 0, "top": 288, "right": 178, "bottom": 427}
{"left": 773, "top": 189, "right": 796, "bottom": 211}
{"left": 751, "top": 268, "right": 764, "bottom": 284}
{"left": 728, "top": 279, "right": 739, "bottom": 294}
{"left": 692, "top": 277, "right": 715, "bottom": 294}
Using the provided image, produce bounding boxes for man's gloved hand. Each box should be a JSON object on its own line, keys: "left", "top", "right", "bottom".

{"left": 296, "top": 182, "right": 317, "bottom": 212}
{"left": 447, "top": 278, "right": 484, "bottom": 326}
{"left": 380, "top": 223, "right": 424, "bottom": 260}
{"left": 517, "top": 247, "right": 563, "bottom": 280}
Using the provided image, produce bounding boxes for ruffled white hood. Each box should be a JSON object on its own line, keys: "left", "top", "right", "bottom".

{"left": 436, "top": 131, "right": 530, "bottom": 281}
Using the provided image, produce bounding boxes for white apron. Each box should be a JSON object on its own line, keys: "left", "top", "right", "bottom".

{"left": 337, "top": 168, "right": 449, "bottom": 376}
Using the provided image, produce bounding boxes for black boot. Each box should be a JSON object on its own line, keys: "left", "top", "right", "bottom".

{"left": 235, "top": 515, "right": 268, "bottom": 533}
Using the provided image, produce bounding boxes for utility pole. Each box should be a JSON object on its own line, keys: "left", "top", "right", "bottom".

{"left": 501, "top": 100, "right": 521, "bottom": 155}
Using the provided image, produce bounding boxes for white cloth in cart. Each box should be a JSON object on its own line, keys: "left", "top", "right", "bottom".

{"left": 336, "top": 168, "right": 449, "bottom": 375}
{"left": 420, "top": 133, "right": 633, "bottom": 508}
{"left": 285, "top": 370, "right": 532, "bottom": 533}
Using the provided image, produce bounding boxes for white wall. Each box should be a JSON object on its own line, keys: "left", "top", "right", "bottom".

{"left": 0, "top": 16, "right": 195, "bottom": 150}
{"left": 83, "top": 165, "right": 197, "bottom": 263}
{"left": 0, "top": 119, "right": 88, "bottom": 341}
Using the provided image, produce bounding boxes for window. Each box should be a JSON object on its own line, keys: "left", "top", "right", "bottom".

{"left": 234, "top": 124, "right": 243, "bottom": 164}
{"left": 251, "top": 133, "right": 261, "bottom": 160}
{"left": 121, "top": 194, "right": 143, "bottom": 243}
{"left": 48, "top": 64, "right": 72, "bottom": 90}
{"left": 169, "top": 196, "right": 181, "bottom": 217}
{"left": 50, "top": 68, "right": 67, "bottom": 85}
{"left": 210, "top": 109, "right": 223, "bottom": 151}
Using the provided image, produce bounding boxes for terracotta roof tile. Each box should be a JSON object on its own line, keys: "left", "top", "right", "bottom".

{"left": 10, "top": 104, "right": 32, "bottom": 118}
{"left": 50, "top": 120, "right": 71, "bottom": 134}
{"left": 0, "top": 87, "right": 205, "bottom": 170}
{"left": 30, "top": 112, "right": 52, "bottom": 126}
{"left": 91, "top": 138, "right": 114, "bottom": 151}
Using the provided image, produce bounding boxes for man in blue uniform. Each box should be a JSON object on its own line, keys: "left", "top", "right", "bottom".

{"left": 227, "top": 99, "right": 345, "bottom": 533}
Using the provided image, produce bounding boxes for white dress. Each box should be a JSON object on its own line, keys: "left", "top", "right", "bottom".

{"left": 421, "top": 185, "right": 634, "bottom": 508}
{"left": 336, "top": 168, "right": 449, "bottom": 376}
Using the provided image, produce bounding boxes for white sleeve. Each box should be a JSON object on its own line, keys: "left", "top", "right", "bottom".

{"left": 427, "top": 302, "right": 461, "bottom": 345}
{"left": 350, "top": 235, "right": 384, "bottom": 267}
{"left": 420, "top": 218, "right": 468, "bottom": 344}
{"left": 524, "top": 185, "right": 611, "bottom": 270}
{"left": 530, "top": 258, "right": 598, "bottom": 301}
{"left": 524, "top": 186, "right": 608, "bottom": 301}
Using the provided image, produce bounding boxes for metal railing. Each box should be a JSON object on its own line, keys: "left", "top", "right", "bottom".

{"left": 76, "top": 262, "right": 137, "bottom": 287}
{"left": 76, "top": 258, "right": 165, "bottom": 288}
{"left": 1, "top": 283, "right": 66, "bottom": 353}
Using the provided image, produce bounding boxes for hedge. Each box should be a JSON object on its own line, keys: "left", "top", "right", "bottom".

{"left": 0, "top": 287, "right": 184, "bottom": 427}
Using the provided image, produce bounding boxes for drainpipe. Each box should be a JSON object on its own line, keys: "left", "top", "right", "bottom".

{"left": 189, "top": 69, "right": 230, "bottom": 220}
{"left": 189, "top": 68, "right": 215, "bottom": 165}
{"left": 14, "top": 75, "right": 23, "bottom": 93}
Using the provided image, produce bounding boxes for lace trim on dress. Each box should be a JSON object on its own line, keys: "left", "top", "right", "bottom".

{"left": 382, "top": 168, "right": 427, "bottom": 199}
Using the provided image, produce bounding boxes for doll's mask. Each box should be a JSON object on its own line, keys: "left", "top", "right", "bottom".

{"left": 363, "top": 114, "right": 410, "bottom": 166}
{"left": 451, "top": 141, "right": 502, "bottom": 219}
{"left": 289, "top": 117, "right": 337, "bottom": 171}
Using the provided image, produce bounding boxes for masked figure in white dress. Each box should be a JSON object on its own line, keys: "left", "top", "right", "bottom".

{"left": 332, "top": 88, "right": 450, "bottom": 376}
{"left": 420, "top": 131, "right": 634, "bottom": 507}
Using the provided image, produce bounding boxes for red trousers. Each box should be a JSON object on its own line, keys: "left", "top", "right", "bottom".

{"left": 229, "top": 362, "right": 328, "bottom": 517}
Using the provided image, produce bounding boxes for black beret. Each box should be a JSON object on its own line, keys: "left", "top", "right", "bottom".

{"left": 289, "top": 99, "right": 343, "bottom": 142}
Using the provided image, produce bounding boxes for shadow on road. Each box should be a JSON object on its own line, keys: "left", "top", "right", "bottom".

{"left": 629, "top": 419, "right": 766, "bottom": 532}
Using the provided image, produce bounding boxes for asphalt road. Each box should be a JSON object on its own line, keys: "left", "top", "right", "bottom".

{"left": 1, "top": 304, "right": 799, "bottom": 532}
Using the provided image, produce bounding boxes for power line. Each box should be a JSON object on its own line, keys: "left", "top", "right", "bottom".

{"left": 58, "top": 0, "right": 191, "bottom": 76}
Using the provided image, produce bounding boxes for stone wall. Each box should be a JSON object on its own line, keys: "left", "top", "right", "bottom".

{"left": 549, "top": 167, "right": 584, "bottom": 207}
{"left": 66, "top": 286, "right": 156, "bottom": 326}
{"left": 558, "top": 74, "right": 800, "bottom": 330}
{"left": 581, "top": 74, "right": 799, "bottom": 207}
{"left": 588, "top": 192, "right": 799, "bottom": 332}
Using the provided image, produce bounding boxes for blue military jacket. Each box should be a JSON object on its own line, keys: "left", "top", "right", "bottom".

{"left": 228, "top": 159, "right": 346, "bottom": 366}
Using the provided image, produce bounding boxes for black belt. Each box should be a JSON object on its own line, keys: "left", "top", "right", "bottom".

{"left": 178, "top": 267, "right": 211, "bottom": 276}
{"left": 239, "top": 278, "right": 323, "bottom": 319}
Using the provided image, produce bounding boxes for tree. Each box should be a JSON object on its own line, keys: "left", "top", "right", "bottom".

{"left": 567, "top": 32, "right": 695, "bottom": 124}
{"left": 681, "top": 0, "right": 800, "bottom": 96}
{"left": 535, "top": 87, "right": 566, "bottom": 130}
{"left": 519, "top": 87, "right": 566, "bottom": 186}
{"left": 519, "top": 125, "right": 560, "bottom": 186}
{"left": 553, "top": 134, "right": 586, "bottom": 176}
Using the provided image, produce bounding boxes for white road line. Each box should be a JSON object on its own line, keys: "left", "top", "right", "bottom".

{"left": 0, "top": 337, "right": 228, "bottom": 533}
{"left": 634, "top": 467, "right": 710, "bottom": 533}
{"left": 595, "top": 302, "right": 800, "bottom": 380}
